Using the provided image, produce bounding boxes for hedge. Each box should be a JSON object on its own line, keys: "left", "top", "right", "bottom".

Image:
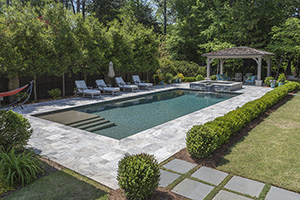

{"left": 183, "top": 77, "right": 196, "bottom": 82}
{"left": 186, "top": 82, "right": 300, "bottom": 158}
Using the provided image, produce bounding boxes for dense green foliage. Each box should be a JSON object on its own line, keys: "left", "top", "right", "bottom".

{"left": 48, "top": 88, "right": 62, "bottom": 99}
{"left": 0, "top": 147, "right": 44, "bottom": 187}
{"left": 117, "top": 153, "right": 160, "bottom": 200}
{"left": 183, "top": 77, "right": 196, "bottom": 82}
{"left": 196, "top": 75, "right": 205, "bottom": 81}
{"left": 186, "top": 82, "right": 300, "bottom": 158}
{"left": 277, "top": 73, "right": 286, "bottom": 83}
{"left": 0, "top": 110, "right": 32, "bottom": 151}
{"left": 264, "top": 77, "right": 275, "bottom": 87}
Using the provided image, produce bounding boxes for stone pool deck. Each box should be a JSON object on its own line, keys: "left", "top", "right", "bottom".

{"left": 15, "top": 83, "right": 272, "bottom": 190}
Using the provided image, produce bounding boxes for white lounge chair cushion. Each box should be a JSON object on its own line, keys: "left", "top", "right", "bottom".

{"left": 121, "top": 85, "right": 138, "bottom": 89}
{"left": 101, "top": 87, "right": 120, "bottom": 92}
{"left": 137, "top": 83, "right": 153, "bottom": 87}
{"left": 82, "top": 89, "right": 101, "bottom": 95}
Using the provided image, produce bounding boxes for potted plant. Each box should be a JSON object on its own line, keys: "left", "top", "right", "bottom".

{"left": 164, "top": 73, "right": 174, "bottom": 84}
{"left": 158, "top": 74, "right": 164, "bottom": 85}
{"left": 270, "top": 79, "right": 276, "bottom": 88}
{"left": 177, "top": 73, "right": 184, "bottom": 83}
{"left": 277, "top": 73, "right": 286, "bottom": 86}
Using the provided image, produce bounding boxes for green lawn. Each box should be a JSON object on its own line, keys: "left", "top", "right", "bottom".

{"left": 6, "top": 169, "right": 109, "bottom": 200}
{"left": 217, "top": 94, "right": 300, "bottom": 193}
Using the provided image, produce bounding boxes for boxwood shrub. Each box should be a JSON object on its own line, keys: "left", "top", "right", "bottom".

{"left": 0, "top": 110, "right": 33, "bottom": 151}
{"left": 186, "top": 82, "right": 300, "bottom": 158}
{"left": 183, "top": 77, "right": 196, "bottom": 82}
{"left": 117, "top": 153, "right": 160, "bottom": 200}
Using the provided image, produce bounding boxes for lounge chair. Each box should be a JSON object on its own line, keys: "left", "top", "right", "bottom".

{"left": 245, "top": 75, "right": 257, "bottom": 85}
{"left": 132, "top": 75, "right": 153, "bottom": 89}
{"left": 115, "top": 77, "right": 138, "bottom": 92}
{"left": 232, "top": 73, "right": 242, "bottom": 82}
{"left": 75, "top": 80, "right": 101, "bottom": 99}
{"left": 217, "top": 74, "right": 230, "bottom": 81}
{"left": 95, "top": 79, "right": 120, "bottom": 95}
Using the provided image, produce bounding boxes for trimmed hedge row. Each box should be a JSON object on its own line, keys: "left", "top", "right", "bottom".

{"left": 186, "top": 82, "right": 300, "bottom": 158}
{"left": 183, "top": 77, "right": 196, "bottom": 82}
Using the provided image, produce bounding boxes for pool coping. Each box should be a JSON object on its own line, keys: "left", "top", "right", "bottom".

{"left": 14, "top": 83, "right": 272, "bottom": 189}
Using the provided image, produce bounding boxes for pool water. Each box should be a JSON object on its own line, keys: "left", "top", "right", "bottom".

{"left": 76, "top": 90, "right": 237, "bottom": 140}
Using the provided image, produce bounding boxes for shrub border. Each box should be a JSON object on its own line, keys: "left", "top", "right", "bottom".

{"left": 186, "top": 82, "right": 300, "bottom": 158}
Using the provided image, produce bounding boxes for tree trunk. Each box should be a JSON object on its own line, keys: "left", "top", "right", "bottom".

{"left": 6, "top": 0, "right": 9, "bottom": 6}
{"left": 62, "top": 74, "right": 65, "bottom": 97}
{"left": 286, "top": 59, "right": 292, "bottom": 75}
{"left": 7, "top": 75, "right": 19, "bottom": 103}
{"left": 163, "top": 0, "right": 167, "bottom": 35}
{"left": 70, "top": 0, "right": 76, "bottom": 14}
{"left": 275, "top": 57, "right": 283, "bottom": 79}
{"left": 34, "top": 76, "right": 37, "bottom": 102}
{"left": 77, "top": 0, "right": 80, "bottom": 13}
{"left": 82, "top": 0, "right": 86, "bottom": 18}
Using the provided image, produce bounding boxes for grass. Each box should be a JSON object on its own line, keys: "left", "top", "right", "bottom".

{"left": 217, "top": 94, "right": 300, "bottom": 193}
{"left": 6, "top": 169, "right": 110, "bottom": 200}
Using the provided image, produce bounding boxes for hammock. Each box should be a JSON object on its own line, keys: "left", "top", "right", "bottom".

{"left": 0, "top": 81, "right": 34, "bottom": 110}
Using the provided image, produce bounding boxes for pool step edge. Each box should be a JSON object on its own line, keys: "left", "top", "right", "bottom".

{"left": 76, "top": 119, "right": 110, "bottom": 129}
{"left": 85, "top": 122, "right": 115, "bottom": 132}
{"left": 67, "top": 117, "right": 104, "bottom": 127}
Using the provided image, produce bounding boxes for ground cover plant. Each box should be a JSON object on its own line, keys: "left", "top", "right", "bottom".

{"left": 186, "top": 82, "right": 300, "bottom": 158}
{"left": 217, "top": 91, "right": 300, "bottom": 193}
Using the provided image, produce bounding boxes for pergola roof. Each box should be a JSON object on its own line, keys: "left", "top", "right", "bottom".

{"left": 202, "top": 46, "right": 275, "bottom": 58}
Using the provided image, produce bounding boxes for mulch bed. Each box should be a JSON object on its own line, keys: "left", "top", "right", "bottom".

{"left": 109, "top": 188, "right": 186, "bottom": 200}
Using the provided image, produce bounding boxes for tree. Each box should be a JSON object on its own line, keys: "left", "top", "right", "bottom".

{"left": 268, "top": 18, "right": 300, "bottom": 76}
{"left": 72, "top": 14, "right": 110, "bottom": 80}
{"left": 42, "top": 2, "right": 79, "bottom": 97}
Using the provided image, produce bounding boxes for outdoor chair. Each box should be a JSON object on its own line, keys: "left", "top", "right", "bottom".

{"left": 243, "top": 73, "right": 253, "bottom": 82}
{"left": 232, "top": 73, "right": 243, "bottom": 82}
{"left": 95, "top": 79, "right": 120, "bottom": 96}
{"left": 75, "top": 80, "right": 101, "bottom": 99}
{"left": 244, "top": 75, "right": 257, "bottom": 85}
{"left": 217, "top": 74, "right": 230, "bottom": 81}
{"left": 132, "top": 75, "right": 153, "bottom": 90}
{"left": 115, "top": 77, "right": 138, "bottom": 92}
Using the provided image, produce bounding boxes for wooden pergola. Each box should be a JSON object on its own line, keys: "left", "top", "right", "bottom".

{"left": 202, "top": 46, "right": 275, "bottom": 81}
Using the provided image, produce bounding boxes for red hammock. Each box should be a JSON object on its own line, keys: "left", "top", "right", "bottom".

{"left": 0, "top": 84, "right": 29, "bottom": 97}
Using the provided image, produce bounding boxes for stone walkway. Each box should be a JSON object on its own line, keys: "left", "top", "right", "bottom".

{"left": 160, "top": 158, "right": 300, "bottom": 200}
{"left": 15, "top": 83, "right": 272, "bottom": 189}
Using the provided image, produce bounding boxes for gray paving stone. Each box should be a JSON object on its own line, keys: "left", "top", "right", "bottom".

{"left": 192, "top": 166, "right": 228, "bottom": 186}
{"left": 266, "top": 186, "right": 300, "bottom": 200}
{"left": 162, "top": 159, "right": 197, "bottom": 174}
{"left": 213, "top": 190, "right": 252, "bottom": 200}
{"left": 159, "top": 170, "right": 181, "bottom": 188}
{"left": 224, "top": 176, "right": 265, "bottom": 197}
{"left": 172, "top": 178, "right": 214, "bottom": 200}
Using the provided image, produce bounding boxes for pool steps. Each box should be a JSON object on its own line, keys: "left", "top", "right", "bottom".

{"left": 66, "top": 116, "right": 115, "bottom": 131}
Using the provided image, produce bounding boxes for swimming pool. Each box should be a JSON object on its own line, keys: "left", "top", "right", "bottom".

{"left": 72, "top": 89, "right": 237, "bottom": 139}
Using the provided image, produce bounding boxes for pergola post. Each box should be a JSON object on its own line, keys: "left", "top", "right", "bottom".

{"left": 220, "top": 59, "right": 226, "bottom": 74}
{"left": 206, "top": 58, "right": 211, "bottom": 79}
{"left": 267, "top": 58, "right": 271, "bottom": 77}
{"left": 257, "top": 57, "right": 262, "bottom": 80}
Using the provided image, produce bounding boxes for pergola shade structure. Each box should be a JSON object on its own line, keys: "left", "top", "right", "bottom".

{"left": 202, "top": 46, "right": 275, "bottom": 81}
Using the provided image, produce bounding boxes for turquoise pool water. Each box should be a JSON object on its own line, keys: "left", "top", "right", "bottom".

{"left": 76, "top": 89, "right": 237, "bottom": 140}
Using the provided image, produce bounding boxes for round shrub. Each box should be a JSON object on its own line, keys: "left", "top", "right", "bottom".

{"left": 48, "top": 88, "right": 62, "bottom": 99}
{"left": 183, "top": 77, "right": 196, "bottom": 82}
{"left": 0, "top": 110, "right": 33, "bottom": 150}
{"left": 0, "top": 147, "right": 44, "bottom": 186}
{"left": 186, "top": 125, "right": 219, "bottom": 158}
{"left": 210, "top": 75, "right": 217, "bottom": 80}
{"left": 196, "top": 75, "right": 204, "bottom": 81}
{"left": 264, "top": 76, "right": 274, "bottom": 86}
{"left": 117, "top": 153, "right": 160, "bottom": 200}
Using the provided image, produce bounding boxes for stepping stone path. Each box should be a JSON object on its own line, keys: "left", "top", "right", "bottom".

{"left": 224, "top": 175, "right": 265, "bottom": 197}
{"left": 160, "top": 159, "right": 300, "bottom": 200}
{"left": 159, "top": 170, "right": 180, "bottom": 188}
{"left": 172, "top": 178, "right": 214, "bottom": 200}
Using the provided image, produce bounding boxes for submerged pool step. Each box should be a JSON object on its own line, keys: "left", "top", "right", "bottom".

{"left": 85, "top": 122, "right": 115, "bottom": 132}
{"left": 76, "top": 119, "right": 110, "bottom": 129}
{"left": 67, "top": 117, "right": 104, "bottom": 127}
